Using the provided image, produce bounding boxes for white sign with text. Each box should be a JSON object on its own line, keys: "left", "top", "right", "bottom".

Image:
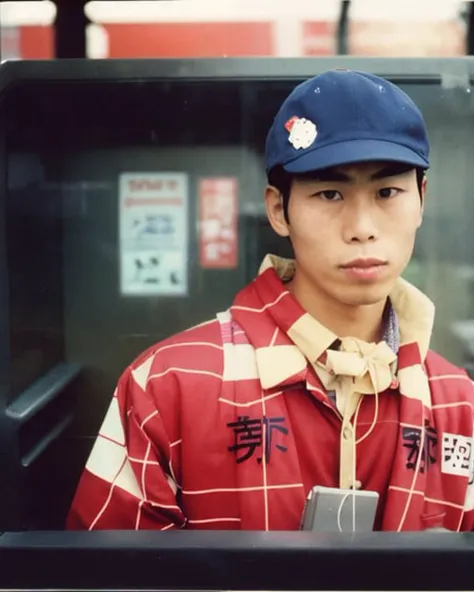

{"left": 119, "top": 172, "right": 188, "bottom": 296}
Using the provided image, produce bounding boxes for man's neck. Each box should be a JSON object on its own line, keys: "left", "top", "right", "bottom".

{"left": 287, "top": 275, "right": 387, "bottom": 344}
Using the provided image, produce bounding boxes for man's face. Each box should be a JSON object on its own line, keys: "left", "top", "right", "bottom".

{"left": 265, "top": 161, "right": 425, "bottom": 307}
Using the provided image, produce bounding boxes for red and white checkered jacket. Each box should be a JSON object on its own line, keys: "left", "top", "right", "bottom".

{"left": 67, "top": 257, "right": 474, "bottom": 531}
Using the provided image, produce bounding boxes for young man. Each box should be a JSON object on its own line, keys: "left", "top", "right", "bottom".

{"left": 67, "top": 70, "right": 474, "bottom": 532}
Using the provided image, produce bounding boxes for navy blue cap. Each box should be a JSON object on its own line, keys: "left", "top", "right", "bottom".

{"left": 265, "top": 70, "right": 430, "bottom": 174}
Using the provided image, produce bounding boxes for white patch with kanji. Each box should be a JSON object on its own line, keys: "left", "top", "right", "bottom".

{"left": 442, "top": 432, "right": 473, "bottom": 477}
{"left": 288, "top": 118, "right": 317, "bottom": 150}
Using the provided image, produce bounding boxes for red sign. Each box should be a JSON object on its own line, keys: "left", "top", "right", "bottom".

{"left": 106, "top": 22, "right": 273, "bottom": 58}
{"left": 199, "top": 178, "right": 238, "bottom": 269}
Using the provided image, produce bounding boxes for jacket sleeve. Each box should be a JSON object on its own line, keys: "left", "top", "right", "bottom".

{"left": 66, "top": 359, "right": 185, "bottom": 530}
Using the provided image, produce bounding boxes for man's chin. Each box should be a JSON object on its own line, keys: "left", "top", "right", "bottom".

{"left": 336, "top": 283, "right": 393, "bottom": 307}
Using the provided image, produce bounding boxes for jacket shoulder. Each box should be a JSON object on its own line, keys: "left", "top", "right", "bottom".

{"left": 129, "top": 316, "right": 224, "bottom": 373}
{"left": 425, "top": 349, "right": 474, "bottom": 404}
{"left": 116, "top": 317, "right": 225, "bottom": 427}
{"left": 425, "top": 349, "right": 469, "bottom": 377}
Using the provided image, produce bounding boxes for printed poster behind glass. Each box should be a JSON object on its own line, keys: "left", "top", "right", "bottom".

{"left": 119, "top": 172, "right": 188, "bottom": 296}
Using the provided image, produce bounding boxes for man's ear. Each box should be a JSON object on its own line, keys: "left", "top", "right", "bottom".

{"left": 264, "top": 185, "right": 290, "bottom": 237}
{"left": 418, "top": 174, "right": 427, "bottom": 227}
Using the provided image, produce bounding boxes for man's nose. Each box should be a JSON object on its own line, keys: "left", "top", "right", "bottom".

{"left": 342, "top": 201, "right": 379, "bottom": 243}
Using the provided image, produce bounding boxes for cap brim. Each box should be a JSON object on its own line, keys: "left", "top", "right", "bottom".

{"left": 282, "top": 139, "right": 429, "bottom": 173}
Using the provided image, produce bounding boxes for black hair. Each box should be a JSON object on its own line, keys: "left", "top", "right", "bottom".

{"left": 267, "top": 165, "right": 426, "bottom": 224}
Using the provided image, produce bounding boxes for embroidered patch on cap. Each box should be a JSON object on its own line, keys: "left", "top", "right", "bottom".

{"left": 284, "top": 116, "right": 317, "bottom": 150}
{"left": 441, "top": 432, "right": 473, "bottom": 478}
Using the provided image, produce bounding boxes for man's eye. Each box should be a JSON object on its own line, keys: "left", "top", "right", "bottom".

{"left": 378, "top": 187, "right": 400, "bottom": 199}
{"left": 316, "top": 190, "right": 342, "bottom": 201}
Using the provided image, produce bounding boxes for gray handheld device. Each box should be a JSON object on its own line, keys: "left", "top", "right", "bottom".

{"left": 300, "top": 485, "right": 379, "bottom": 532}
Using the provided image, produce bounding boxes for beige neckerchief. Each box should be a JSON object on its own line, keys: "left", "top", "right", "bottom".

{"left": 324, "top": 337, "right": 397, "bottom": 416}
{"left": 258, "top": 254, "right": 435, "bottom": 489}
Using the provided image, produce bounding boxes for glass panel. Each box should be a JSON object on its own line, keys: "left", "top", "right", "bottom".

{"left": 4, "top": 74, "right": 474, "bottom": 420}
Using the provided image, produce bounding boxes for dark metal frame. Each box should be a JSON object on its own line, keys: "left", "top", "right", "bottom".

{"left": 1, "top": 530, "right": 474, "bottom": 590}
{"left": 0, "top": 56, "right": 474, "bottom": 89}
